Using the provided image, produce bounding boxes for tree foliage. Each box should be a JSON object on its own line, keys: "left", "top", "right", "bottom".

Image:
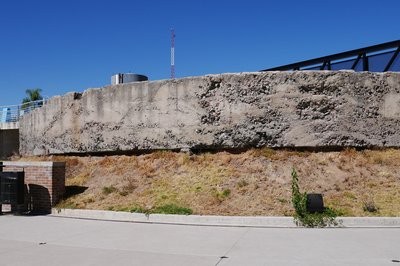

{"left": 22, "top": 88, "right": 43, "bottom": 104}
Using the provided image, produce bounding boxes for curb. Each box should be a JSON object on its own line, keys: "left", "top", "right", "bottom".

{"left": 50, "top": 209, "right": 400, "bottom": 228}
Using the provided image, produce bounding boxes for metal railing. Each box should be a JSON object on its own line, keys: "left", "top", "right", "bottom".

{"left": 0, "top": 99, "right": 47, "bottom": 123}
{"left": 262, "top": 40, "right": 400, "bottom": 72}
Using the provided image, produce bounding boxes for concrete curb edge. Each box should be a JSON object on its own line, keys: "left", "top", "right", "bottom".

{"left": 50, "top": 208, "right": 400, "bottom": 228}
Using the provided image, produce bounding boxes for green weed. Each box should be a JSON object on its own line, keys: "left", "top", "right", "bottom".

{"left": 102, "top": 185, "right": 117, "bottom": 195}
{"left": 213, "top": 188, "right": 231, "bottom": 202}
{"left": 150, "top": 204, "right": 193, "bottom": 215}
{"left": 237, "top": 180, "right": 249, "bottom": 188}
{"left": 291, "top": 168, "right": 339, "bottom": 227}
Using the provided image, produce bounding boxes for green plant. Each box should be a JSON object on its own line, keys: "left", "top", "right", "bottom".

{"left": 363, "top": 200, "right": 378, "bottom": 213}
{"left": 121, "top": 177, "right": 137, "bottom": 193}
{"left": 291, "top": 168, "right": 338, "bottom": 227}
{"left": 150, "top": 204, "right": 193, "bottom": 215}
{"left": 277, "top": 197, "right": 288, "bottom": 204}
{"left": 213, "top": 188, "right": 231, "bottom": 202}
{"left": 291, "top": 168, "right": 307, "bottom": 216}
{"left": 237, "top": 180, "right": 249, "bottom": 188}
{"left": 119, "top": 191, "right": 129, "bottom": 196}
{"left": 102, "top": 185, "right": 117, "bottom": 195}
{"left": 129, "top": 206, "right": 147, "bottom": 213}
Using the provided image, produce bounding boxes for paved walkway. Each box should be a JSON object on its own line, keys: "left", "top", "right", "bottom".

{"left": 0, "top": 215, "right": 399, "bottom": 265}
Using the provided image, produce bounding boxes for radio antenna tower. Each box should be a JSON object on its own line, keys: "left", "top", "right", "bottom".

{"left": 170, "top": 28, "right": 175, "bottom": 79}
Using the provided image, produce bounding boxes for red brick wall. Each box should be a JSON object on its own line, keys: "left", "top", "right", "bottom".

{"left": 2, "top": 161, "right": 65, "bottom": 213}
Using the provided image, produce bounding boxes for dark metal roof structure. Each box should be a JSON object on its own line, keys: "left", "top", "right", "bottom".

{"left": 261, "top": 40, "right": 400, "bottom": 72}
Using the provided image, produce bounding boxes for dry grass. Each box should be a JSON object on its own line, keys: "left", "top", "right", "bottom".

{"left": 15, "top": 148, "right": 400, "bottom": 216}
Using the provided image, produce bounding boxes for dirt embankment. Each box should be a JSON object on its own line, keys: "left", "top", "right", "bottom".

{"left": 16, "top": 148, "right": 400, "bottom": 216}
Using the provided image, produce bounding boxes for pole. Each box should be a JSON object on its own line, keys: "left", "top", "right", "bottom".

{"left": 171, "top": 28, "right": 175, "bottom": 79}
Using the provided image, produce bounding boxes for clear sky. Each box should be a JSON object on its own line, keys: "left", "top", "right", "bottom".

{"left": 0, "top": 0, "right": 398, "bottom": 105}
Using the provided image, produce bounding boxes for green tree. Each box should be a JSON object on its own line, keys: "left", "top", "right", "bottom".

{"left": 22, "top": 88, "right": 44, "bottom": 111}
{"left": 22, "top": 88, "right": 43, "bottom": 103}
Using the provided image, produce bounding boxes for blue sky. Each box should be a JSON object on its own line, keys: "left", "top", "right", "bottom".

{"left": 0, "top": 0, "right": 399, "bottom": 105}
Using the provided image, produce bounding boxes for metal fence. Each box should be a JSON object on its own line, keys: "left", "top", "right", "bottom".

{"left": 0, "top": 99, "right": 47, "bottom": 123}
{"left": 262, "top": 40, "right": 400, "bottom": 72}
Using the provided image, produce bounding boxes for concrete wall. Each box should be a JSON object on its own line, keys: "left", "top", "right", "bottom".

{"left": 0, "top": 129, "right": 19, "bottom": 158}
{"left": 19, "top": 71, "right": 400, "bottom": 156}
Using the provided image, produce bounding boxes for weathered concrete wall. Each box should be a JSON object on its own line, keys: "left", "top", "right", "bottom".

{"left": 19, "top": 71, "right": 400, "bottom": 156}
{"left": 0, "top": 129, "right": 19, "bottom": 158}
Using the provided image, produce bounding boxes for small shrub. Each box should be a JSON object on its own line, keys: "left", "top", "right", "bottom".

{"left": 295, "top": 207, "right": 339, "bottom": 228}
{"left": 122, "top": 177, "right": 137, "bottom": 192}
{"left": 119, "top": 191, "right": 129, "bottom": 196}
{"left": 130, "top": 206, "right": 146, "bottom": 213}
{"left": 102, "top": 185, "right": 117, "bottom": 195}
{"left": 83, "top": 197, "right": 94, "bottom": 204}
{"left": 221, "top": 189, "right": 231, "bottom": 197}
{"left": 213, "top": 188, "right": 231, "bottom": 202}
{"left": 150, "top": 204, "right": 193, "bottom": 215}
{"left": 363, "top": 200, "right": 378, "bottom": 213}
{"left": 277, "top": 198, "right": 287, "bottom": 204}
{"left": 237, "top": 180, "right": 249, "bottom": 188}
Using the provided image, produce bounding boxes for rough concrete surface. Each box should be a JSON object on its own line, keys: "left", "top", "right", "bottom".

{"left": 19, "top": 71, "right": 400, "bottom": 156}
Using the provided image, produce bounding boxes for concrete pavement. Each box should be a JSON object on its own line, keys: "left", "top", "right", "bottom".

{"left": 0, "top": 215, "right": 399, "bottom": 265}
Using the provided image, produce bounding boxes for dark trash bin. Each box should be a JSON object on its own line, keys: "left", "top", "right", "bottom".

{"left": 306, "top": 193, "right": 324, "bottom": 213}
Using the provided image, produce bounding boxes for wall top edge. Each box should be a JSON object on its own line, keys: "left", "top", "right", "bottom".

{"left": 1, "top": 161, "right": 66, "bottom": 167}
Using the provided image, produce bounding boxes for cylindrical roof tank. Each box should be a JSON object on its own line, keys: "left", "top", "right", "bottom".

{"left": 111, "top": 73, "right": 148, "bottom": 85}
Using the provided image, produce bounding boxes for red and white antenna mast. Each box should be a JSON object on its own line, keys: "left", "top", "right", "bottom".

{"left": 170, "top": 28, "right": 175, "bottom": 79}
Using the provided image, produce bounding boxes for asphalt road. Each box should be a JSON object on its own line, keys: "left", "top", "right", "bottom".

{"left": 0, "top": 215, "right": 399, "bottom": 265}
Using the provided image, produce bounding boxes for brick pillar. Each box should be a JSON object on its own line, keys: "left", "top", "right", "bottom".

{"left": 2, "top": 161, "right": 65, "bottom": 213}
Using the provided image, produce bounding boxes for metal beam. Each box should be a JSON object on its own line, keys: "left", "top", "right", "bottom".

{"left": 362, "top": 53, "right": 369, "bottom": 71}
{"left": 351, "top": 54, "right": 362, "bottom": 70}
{"left": 384, "top": 46, "right": 400, "bottom": 72}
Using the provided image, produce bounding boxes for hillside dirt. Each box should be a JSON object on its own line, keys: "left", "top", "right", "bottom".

{"left": 15, "top": 148, "right": 400, "bottom": 216}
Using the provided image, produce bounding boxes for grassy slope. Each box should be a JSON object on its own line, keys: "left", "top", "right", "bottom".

{"left": 18, "top": 148, "right": 400, "bottom": 216}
